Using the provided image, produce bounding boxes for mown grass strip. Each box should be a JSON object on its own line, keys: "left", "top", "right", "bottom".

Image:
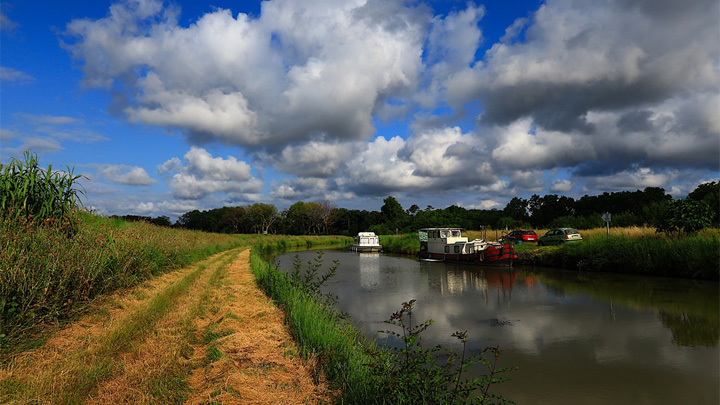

{"left": 0, "top": 251, "right": 232, "bottom": 403}
{"left": 116, "top": 249, "right": 241, "bottom": 403}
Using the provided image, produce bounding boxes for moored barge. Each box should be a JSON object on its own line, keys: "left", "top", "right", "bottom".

{"left": 418, "top": 227, "right": 516, "bottom": 266}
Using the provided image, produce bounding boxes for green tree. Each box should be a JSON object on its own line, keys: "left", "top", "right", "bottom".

{"left": 222, "top": 206, "right": 247, "bottom": 233}
{"left": 503, "top": 197, "right": 529, "bottom": 222}
{"left": 687, "top": 181, "right": 719, "bottom": 226}
{"left": 286, "top": 201, "right": 311, "bottom": 234}
{"left": 319, "top": 200, "right": 337, "bottom": 234}
{"left": 406, "top": 204, "right": 420, "bottom": 216}
{"left": 657, "top": 199, "right": 713, "bottom": 237}
{"left": 247, "top": 203, "right": 279, "bottom": 234}
{"left": 381, "top": 196, "right": 407, "bottom": 232}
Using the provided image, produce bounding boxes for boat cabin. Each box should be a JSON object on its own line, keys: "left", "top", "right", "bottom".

{"left": 351, "top": 232, "right": 382, "bottom": 252}
{"left": 419, "top": 228, "right": 487, "bottom": 255}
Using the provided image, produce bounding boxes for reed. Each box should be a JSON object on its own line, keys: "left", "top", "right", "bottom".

{"left": 379, "top": 233, "right": 419, "bottom": 254}
{"left": 0, "top": 151, "right": 83, "bottom": 223}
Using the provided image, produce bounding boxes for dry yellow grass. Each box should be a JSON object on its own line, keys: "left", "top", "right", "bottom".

{"left": 183, "top": 249, "right": 335, "bottom": 404}
{"left": 0, "top": 248, "right": 334, "bottom": 404}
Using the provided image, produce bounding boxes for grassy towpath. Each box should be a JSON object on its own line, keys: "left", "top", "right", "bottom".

{"left": 0, "top": 247, "right": 335, "bottom": 404}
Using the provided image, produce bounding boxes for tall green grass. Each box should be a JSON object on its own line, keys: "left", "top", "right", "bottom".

{"left": 379, "top": 233, "right": 419, "bottom": 254}
{"left": 519, "top": 234, "right": 720, "bottom": 279}
{"left": 0, "top": 212, "right": 246, "bottom": 352}
{"left": 249, "top": 249, "right": 381, "bottom": 403}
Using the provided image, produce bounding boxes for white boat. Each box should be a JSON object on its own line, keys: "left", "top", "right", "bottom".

{"left": 350, "top": 232, "right": 383, "bottom": 252}
{"left": 418, "top": 227, "right": 516, "bottom": 266}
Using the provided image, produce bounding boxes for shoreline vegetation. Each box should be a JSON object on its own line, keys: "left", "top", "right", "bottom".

{"left": 251, "top": 244, "right": 513, "bottom": 403}
{"left": 379, "top": 227, "right": 720, "bottom": 280}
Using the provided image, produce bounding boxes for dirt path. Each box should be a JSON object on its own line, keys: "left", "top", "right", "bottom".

{"left": 0, "top": 248, "right": 335, "bottom": 404}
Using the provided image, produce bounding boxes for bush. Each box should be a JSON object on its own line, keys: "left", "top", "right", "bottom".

{"left": 657, "top": 199, "right": 713, "bottom": 237}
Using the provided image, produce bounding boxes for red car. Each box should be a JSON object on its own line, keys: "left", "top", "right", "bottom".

{"left": 504, "top": 230, "right": 538, "bottom": 243}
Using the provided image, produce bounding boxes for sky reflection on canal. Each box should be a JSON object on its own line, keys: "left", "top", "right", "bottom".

{"left": 274, "top": 249, "right": 719, "bottom": 404}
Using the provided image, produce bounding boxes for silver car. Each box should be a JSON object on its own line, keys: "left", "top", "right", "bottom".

{"left": 537, "top": 228, "right": 583, "bottom": 246}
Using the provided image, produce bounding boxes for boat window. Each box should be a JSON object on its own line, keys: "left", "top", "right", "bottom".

{"left": 452, "top": 230, "right": 461, "bottom": 237}
{"left": 454, "top": 245, "right": 460, "bottom": 253}
{"left": 444, "top": 246, "right": 449, "bottom": 253}
{"left": 441, "top": 231, "right": 448, "bottom": 238}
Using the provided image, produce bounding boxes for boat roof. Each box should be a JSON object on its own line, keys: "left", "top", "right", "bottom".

{"left": 418, "top": 227, "right": 462, "bottom": 231}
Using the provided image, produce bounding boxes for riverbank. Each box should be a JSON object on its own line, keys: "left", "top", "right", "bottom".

{"left": 379, "top": 228, "right": 720, "bottom": 280}
{"left": 251, "top": 243, "right": 513, "bottom": 403}
{"left": 0, "top": 212, "right": 351, "bottom": 355}
{"left": 0, "top": 247, "right": 336, "bottom": 403}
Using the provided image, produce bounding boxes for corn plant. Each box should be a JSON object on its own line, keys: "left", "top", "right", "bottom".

{"left": 0, "top": 151, "right": 84, "bottom": 222}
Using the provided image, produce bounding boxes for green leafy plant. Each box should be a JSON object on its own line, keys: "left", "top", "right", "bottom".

{"left": 657, "top": 199, "right": 713, "bottom": 237}
{"left": 0, "top": 151, "right": 84, "bottom": 223}
{"left": 376, "top": 300, "right": 513, "bottom": 404}
{"left": 287, "top": 251, "right": 339, "bottom": 305}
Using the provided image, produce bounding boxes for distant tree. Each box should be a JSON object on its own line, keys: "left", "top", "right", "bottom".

{"left": 305, "top": 201, "right": 324, "bottom": 234}
{"left": 687, "top": 181, "right": 719, "bottom": 226}
{"left": 503, "top": 197, "right": 529, "bottom": 222}
{"left": 177, "top": 210, "right": 205, "bottom": 230}
{"left": 286, "top": 201, "right": 311, "bottom": 234}
{"left": 406, "top": 204, "right": 420, "bottom": 216}
{"left": 319, "top": 200, "right": 337, "bottom": 234}
{"left": 150, "top": 215, "right": 172, "bottom": 227}
{"left": 657, "top": 199, "right": 712, "bottom": 237}
{"left": 381, "top": 196, "right": 407, "bottom": 231}
{"left": 247, "top": 203, "right": 279, "bottom": 234}
{"left": 528, "top": 194, "right": 575, "bottom": 227}
{"left": 222, "top": 206, "right": 247, "bottom": 233}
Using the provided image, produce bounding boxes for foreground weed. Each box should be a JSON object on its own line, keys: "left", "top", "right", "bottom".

{"left": 374, "top": 299, "right": 513, "bottom": 404}
{"left": 288, "top": 251, "right": 340, "bottom": 306}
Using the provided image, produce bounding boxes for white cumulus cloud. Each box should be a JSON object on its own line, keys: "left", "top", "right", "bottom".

{"left": 159, "top": 147, "right": 262, "bottom": 200}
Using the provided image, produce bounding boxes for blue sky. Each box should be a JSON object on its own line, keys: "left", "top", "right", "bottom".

{"left": 1, "top": 0, "right": 718, "bottom": 220}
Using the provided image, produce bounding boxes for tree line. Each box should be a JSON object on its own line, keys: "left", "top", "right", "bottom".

{"left": 123, "top": 182, "right": 718, "bottom": 236}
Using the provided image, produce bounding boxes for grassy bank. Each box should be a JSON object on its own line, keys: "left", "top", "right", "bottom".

{"left": 517, "top": 234, "right": 720, "bottom": 279}
{"left": 0, "top": 211, "right": 351, "bottom": 353}
{"left": 379, "top": 228, "right": 719, "bottom": 279}
{"left": 250, "top": 244, "right": 513, "bottom": 403}
{"left": 250, "top": 248, "right": 381, "bottom": 402}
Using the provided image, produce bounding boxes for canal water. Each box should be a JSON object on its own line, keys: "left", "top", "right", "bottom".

{"left": 273, "top": 249, "right": 719, "bottom": 404}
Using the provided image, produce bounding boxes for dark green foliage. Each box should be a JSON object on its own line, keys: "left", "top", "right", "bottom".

{"left": 657, "top": 199, "right": 713, "bottom": 237}
{"left": 687, "top": 181, "right": 719, "bottom": 226}
{"left": 503, "top": 197, "right": 529, "bottom": 223}
{"left": 381, "top": 196, "right": 408, "bottom": 226}
{"left": 528, "top": 194, "right": 575, "bottom": 227}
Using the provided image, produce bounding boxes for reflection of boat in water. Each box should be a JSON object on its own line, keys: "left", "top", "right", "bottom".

{"left": 418, "top": 227, "right": 516, "bottom": 266}
{"left": 350, "top": 232, "right": 383, "bottom": 252}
